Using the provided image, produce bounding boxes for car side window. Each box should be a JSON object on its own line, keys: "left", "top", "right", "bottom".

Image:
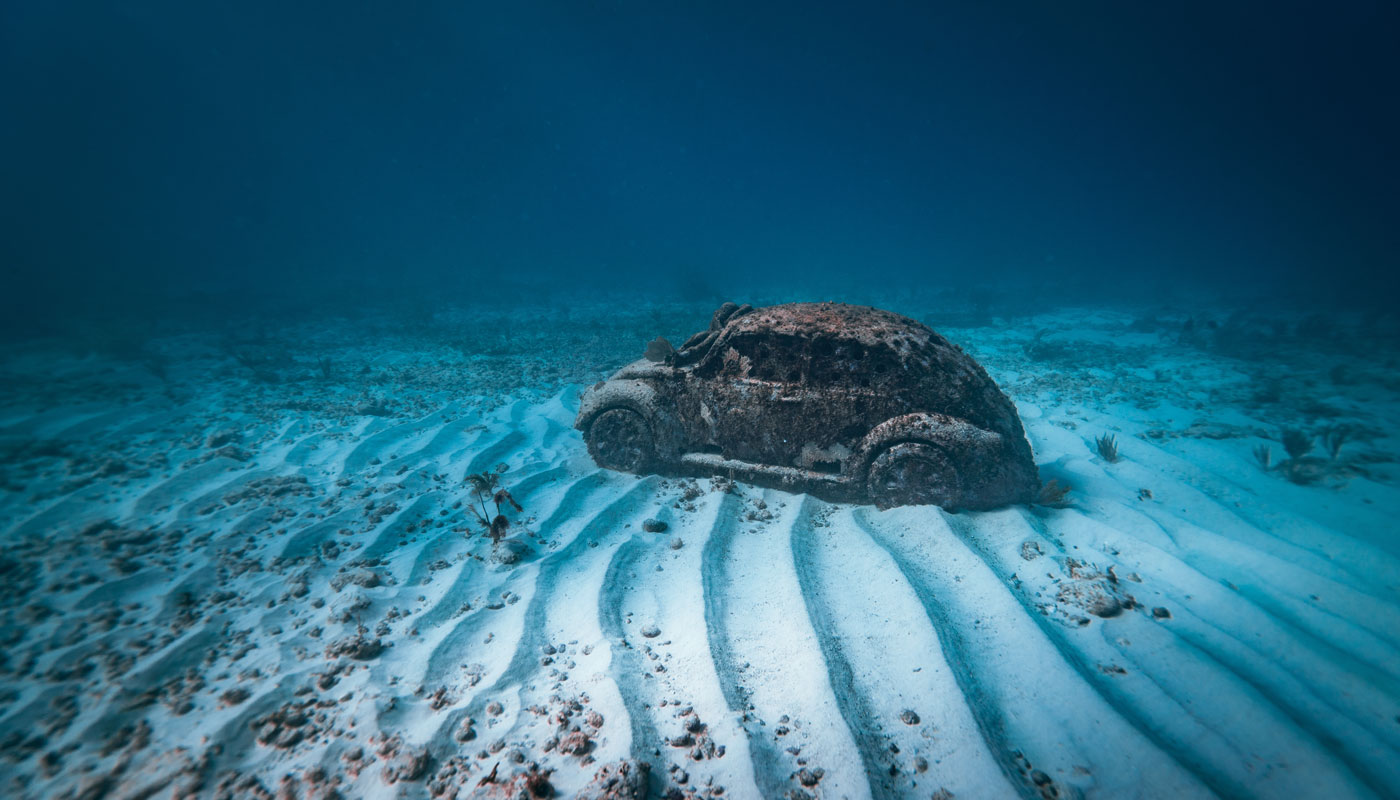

{"left": 746, "top": 335, "right": 806, "bottom": 383}
{"left": 808, "top": 338, "right": 906, "bottom": 389}
{"left": 808, "top": 337, "right": 874, "bottom": 385}
{"left": 807, "top": 336, "right": 840, "bottom": 383}
{"left": 703, "top": 334, "right": 807, "bottom": 383}
{"left": 717, "top": 335, "right": 758, "bottom": 379}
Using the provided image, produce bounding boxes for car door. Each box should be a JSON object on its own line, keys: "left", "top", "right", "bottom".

{"left": 685, "top": 332, "right": 811, "bottom": 466}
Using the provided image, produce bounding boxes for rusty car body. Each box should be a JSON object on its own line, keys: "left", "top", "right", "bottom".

{"left": 575, "top": 302, "right": 1040, "bottom": 510}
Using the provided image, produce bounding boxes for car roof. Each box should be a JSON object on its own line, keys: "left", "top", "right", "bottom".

{"left": 723, "top": 302, "right": 933, "bottom": 348}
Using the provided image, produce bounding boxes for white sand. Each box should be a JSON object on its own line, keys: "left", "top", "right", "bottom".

{"left": 0, "top": 305, "right": 1396, "bottom": 799}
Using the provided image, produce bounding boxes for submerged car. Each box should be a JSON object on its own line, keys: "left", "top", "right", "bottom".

{"left": 575, "top": 301, "right": 1040, "bottom": 510}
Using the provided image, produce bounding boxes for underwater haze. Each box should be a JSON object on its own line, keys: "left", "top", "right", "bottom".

{"left": 2, "top": 3, "right": 1399, "bottom": 799}
{"left": 4, "top": 1, "right": 1400, "bottom": 326}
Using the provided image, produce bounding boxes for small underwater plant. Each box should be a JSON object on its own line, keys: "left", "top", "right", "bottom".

{"left": 1271, "top": 427, "right": 1327, "bottom": 485}
{"left": 1036, "top": 479, "right": 1072, "bottom": 507}
{"left": 353, "top": 394, "right": 392, "bottom": 416}
{"left": 230, "top": 350, "right": 280, "bottom": 383}
{"left": 1023, "top": 330, "right": 1070, "bottom": 362}
{"left": 1094, "top": 434, "right": 1119, "bottom": 463}
{"left": 1253, "top": 444, "right": 1273, "bottom": 471}
{"left": 466, "top": 464, "right": 523, "bottom": 546}
{"left": 1281, "top": 458, "right": 1321, "bottom": 486}
{"left": 1320, "top": 425, "right": 1353, "bottom": 460}
{"left": 225, "top": 338, "right": 299, "bottom": 384}
{"left": 1280, "top": 428, "right": 1313, "bottom": 460}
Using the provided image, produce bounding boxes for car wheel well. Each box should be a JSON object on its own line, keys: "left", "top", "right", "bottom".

{"left": 583, "top": 402, "right": 654, "bottom": 432}
{"left": 584, "top": 406, "right": 658, "bottom": 474}
{"left": 865, "top": 440, "right": 963, "bottom": 509}
{"left": 861, "top": 436, "right": 955, "bottom": 468}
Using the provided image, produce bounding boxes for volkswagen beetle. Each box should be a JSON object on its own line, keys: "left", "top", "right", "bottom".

{"left": 575, "top": 301, "right": 1040, "bottom": 510}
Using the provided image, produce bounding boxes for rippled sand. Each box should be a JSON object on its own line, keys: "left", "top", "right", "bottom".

{"left": 1, "top": 305, "right": 1396, "bottom": 799}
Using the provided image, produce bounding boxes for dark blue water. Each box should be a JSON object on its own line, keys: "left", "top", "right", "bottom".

{"left": 3, "top": 1, "right": 1398, "bottom": 336}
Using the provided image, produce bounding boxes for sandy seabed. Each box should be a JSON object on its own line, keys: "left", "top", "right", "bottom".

{"left": 1, "top": 299, "right": 1397, "bottom": 799}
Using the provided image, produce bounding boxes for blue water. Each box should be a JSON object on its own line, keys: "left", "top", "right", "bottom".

{"left": 2, "top": 4, "right": 1398, "bottom": 798}
{"left": 3, "top": 2, "right": 1398, "bottom": 334}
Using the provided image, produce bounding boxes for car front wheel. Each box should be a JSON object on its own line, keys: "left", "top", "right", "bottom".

{"left": 586, "top": 408, "right": 656, "bottom": 473}
{"left": 866, "top": 442, "right": 962, "bottom": 510}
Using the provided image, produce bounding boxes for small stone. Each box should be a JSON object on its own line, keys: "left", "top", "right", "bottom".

{"left": 489, "top": 538, "right": 532, "bottom": 566}
{"left": 454, "top": 716, "right": 476, "bottom": 742}
{"left": 381, "top": 745, "right": 429, "bottom": 784}
{"left": 1087, "top": 593, "right": 1123, "bottom": 618}
{"left": 557, "top": 730, "right": 592, "bottom": 756}
{"left": 640, "top": 624, "right": 661, "bottom": 638}
{"left": 899, "top": 709, "right": 920, "bottom": 725}
{"left": 219, "top": 687, "right": 251, "bottom": 707}
{"left": 275, "top": 727, "right": 304, "bottom": 748}
{"left": 643, "top": 518, "right": 668, "bottom": 533}
{"left": 1152, "top": 606, "right": 1172, "bottom": 619}
{"left": 205, "top": 429, "right": 240, "bottom": 448}
{"left": 325, "top": 634, "right": 383, "bottom": 661}
{"left": 578, "top": 759, "right": 649, "bottom": 799}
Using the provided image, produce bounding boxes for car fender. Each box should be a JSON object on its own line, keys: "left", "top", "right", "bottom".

{"left": 854, "top": 412, "right": 1004, "bottom": 473}
{"left": 575, "top": 379, "right": 685, "bottom": 460}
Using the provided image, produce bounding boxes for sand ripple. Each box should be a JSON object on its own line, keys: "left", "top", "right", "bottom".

{"left": 1, "top": 388, "right": 1396, "bottom": 799}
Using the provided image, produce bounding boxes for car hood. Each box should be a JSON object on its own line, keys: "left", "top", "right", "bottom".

{"left": 612, "top": 358, "right": 675, "bottom": 380}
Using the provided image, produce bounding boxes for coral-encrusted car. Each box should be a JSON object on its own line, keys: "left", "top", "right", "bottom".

{"left": 575, "top": 302, "right": 1039, "bottom": 510}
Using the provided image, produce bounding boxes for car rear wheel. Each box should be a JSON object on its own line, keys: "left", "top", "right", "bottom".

{"left": 867, "top": 442, "right": 961, "bottom": 509}
{"left": 586, "top": 408, "right": 656, "bottom": 473}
